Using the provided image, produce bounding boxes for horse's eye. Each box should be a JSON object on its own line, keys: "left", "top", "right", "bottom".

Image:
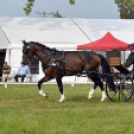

{"left": 25, "top": 50, "right": 29, "bottom": 54}
{"left": 23, "top": 49, "right": 28, "bottom": 54}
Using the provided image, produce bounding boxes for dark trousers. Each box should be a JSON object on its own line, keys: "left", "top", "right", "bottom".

{"left": 14, "top": 74, "right": 26, "bottom": 82}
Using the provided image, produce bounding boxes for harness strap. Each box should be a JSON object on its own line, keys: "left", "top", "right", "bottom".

{"left": 54, "top": 59, "right": 82, "bottom": 72}
{"left": 42, "top": 48, "right": 57, "bottom": 69}
{"left": 81, "top": 51, "right": 94, "bottom": 71}
{"left": 42, "top": 50, "right": 86, "bottom": 77}
{"left": 62, "top": 51, "right": 65, "bottom": 76}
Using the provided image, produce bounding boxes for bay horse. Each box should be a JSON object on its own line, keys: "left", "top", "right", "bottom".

{"left": 22, "top": 40, "right": 115, "bottom": 102}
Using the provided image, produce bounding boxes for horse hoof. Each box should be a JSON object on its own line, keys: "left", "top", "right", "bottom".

{"left": 100, "top": 101, "right": 103, "bottom": 103}
{"left": 89, "top": 97, "right": 93, "bottom": 102}
{"left": 44, "top": 94, "right": 49, "bottom": 98}
{"left": 58, "top": 101, "right": 63, "bottom": 103}
{"left": 100, "top": 97, "right": 106, "bottom": 103}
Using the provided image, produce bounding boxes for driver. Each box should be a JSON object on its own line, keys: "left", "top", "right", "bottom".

{"left": 124, "top": 52, "right": 134, "bottom": 68}
{"left": 123, "top": 43, "right": 134, "bottom": 68}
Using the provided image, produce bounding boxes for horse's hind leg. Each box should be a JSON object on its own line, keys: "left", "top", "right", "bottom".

{"left": 88, "top": 80, "right": 97, "bottom": 101}
{"left": 38, "top": 76, "right": 52, "bottom": 98}
{"left": 98, "top": 79, "right": 107, "bottom": 102}
{"left": 89, "top": 77, "right": 106, "bottom": 102}
{"left": 56, "top": 77, "right": 65, "bottom": 103}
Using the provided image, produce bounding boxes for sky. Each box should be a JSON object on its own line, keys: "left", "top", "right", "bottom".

{"left": 0, "top": 0, "right": 120, "bottom": 19}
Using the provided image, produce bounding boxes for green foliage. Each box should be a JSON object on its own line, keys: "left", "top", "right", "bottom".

{"left": 127, "top": 0, "right": 134, "bottom": 8}
{"left": 69, "top": 0, "right": 76, "bottom": 5}
{"left": 23, "top": 0, "right": 76, "bottom": 16}
{"left": 114, "top": 0, "right": 134, "bottom": 19}
{"left": 52, "top": 11, "right": 64, "bottom": 18}
{"left": 23, "top": 0, "right": 35, "bottom": 16}
{"left": 114, "top": 0, "right": 121, "bottom": 6}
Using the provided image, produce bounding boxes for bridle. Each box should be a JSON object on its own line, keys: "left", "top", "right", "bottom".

{"left": 22, "top": 47, "right": 56, "bottom": 65}
{"left": 22, "top": 48, "right": 33, "bottom": 63}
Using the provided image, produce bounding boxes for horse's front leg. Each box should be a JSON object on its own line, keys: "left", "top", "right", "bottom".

{"left": 38, "top": 76, "right": 52, "bottom": 98}
{"left": 56, "top": 77, "right": 65, "bottom": 103}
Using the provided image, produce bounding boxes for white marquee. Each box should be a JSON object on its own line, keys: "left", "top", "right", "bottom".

{"left": 0, "top": 17, "right": 134, "bottom": 82}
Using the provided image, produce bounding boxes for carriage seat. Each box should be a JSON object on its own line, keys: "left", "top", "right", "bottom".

{"left": 110, "top": 57, "right": 130, "bottom": 75}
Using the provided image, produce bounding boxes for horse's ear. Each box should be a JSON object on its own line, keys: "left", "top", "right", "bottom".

{"left": 21, "top": 40, "right": 27, "bottom": 46}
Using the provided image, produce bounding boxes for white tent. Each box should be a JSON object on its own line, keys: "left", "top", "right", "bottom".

{"left": 0, "top": 27, "right": 11, "bottom": 49}
{"left": 0, "top": 17, "right": 134, "bottom": 82}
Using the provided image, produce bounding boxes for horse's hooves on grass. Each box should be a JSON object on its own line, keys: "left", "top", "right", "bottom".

{"left": 89, "top": 97, "right": 93, "bottom": 102}
{"left": 58, "top": 101, "right": 64, "bottom": 103}
{"left": 100, "top": 101, "right": 104, "bottom": 103}
{"left": 45, "top": 94, "right": 49, "bottom": 98}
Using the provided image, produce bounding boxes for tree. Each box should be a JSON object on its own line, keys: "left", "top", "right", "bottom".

{"left": 52, "top": 11, "right": 64, "bottom": 18}
{"left": 23, "top": 0, "right": 35, "bottom": 16}
{"left": 114, "top": 0, "right": 134, "bottom": 19}
{"left": 23, "top": 0, "right": 75, "bottom": 16}
{"left": 69, "top": 0, "right": 76, "bottom": 5}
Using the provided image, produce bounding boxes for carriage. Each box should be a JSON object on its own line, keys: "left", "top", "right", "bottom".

{"left": 105, "top": 50, "right": 134, "bottom": 102}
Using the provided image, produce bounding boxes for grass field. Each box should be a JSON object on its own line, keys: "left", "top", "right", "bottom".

{"left": 0, "top": 84, "right": 134, "bottom": 134}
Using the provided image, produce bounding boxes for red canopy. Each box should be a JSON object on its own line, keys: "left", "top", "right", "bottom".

{"left": 77, "top": 32, "right": 131, "bottom": 50}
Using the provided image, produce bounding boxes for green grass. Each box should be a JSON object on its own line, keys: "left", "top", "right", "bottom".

{"left": 0, "top": 84, "right": 134, "bottom": 134}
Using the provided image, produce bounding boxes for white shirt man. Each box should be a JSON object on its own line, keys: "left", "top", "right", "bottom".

{"left": 14, "top": 62, "right": 31, "bottom": 82}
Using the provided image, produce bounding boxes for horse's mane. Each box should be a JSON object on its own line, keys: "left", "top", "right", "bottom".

{"left": 30, "top": 41, "right": 57, "bottom": 51}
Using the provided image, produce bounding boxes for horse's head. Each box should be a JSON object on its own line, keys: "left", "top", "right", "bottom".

{"left": 22, "top": 40, "right": 35, "bottom": 64}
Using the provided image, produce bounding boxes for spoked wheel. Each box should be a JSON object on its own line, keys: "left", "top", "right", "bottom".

{"left": 106, "top": 80, "right": 121, "bottom": 102}
{"left": 120, "top": 77, "right": 133, "bottom": 102}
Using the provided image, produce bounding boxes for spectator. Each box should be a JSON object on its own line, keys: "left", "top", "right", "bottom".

{"left": 14, "top": 62, "right": 31, "bottom": 82}
{"left": 2, "top": 61, "right": 13, "bottom": 82}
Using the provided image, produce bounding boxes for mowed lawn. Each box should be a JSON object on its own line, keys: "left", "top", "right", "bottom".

{"left": 0, "top": 84, "right": 134, "bottom": 134}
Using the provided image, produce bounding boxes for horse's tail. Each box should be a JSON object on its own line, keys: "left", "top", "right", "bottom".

{"left": 98, "top": 54, "right": 116, "bottom": 91}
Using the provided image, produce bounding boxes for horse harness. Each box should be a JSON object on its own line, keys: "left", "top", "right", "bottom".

{"left": 40, "top": 49, "right": 95, "bottom": 77}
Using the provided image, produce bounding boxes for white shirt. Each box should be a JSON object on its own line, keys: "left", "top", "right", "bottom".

{"left": 17, "top": 65, "right": 31, "bottom": 75}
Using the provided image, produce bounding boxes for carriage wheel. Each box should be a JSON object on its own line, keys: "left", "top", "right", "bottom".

{"left": 120, "top": 77, "right": 133, "bottom": 102}
{"left": 106, "top": 80, "right": 121, "bottom": 102}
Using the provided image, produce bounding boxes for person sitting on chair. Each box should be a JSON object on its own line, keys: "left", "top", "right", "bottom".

{"left": 14, "top": 62, "right": 31, "bottom": 82}
{"left": 2, "top": 61, "right": 13, "bottom": 82}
